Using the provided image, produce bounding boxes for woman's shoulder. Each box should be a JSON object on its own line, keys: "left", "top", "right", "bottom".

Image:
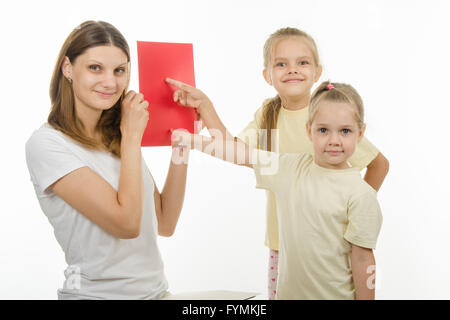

{"left": 25, "top": 123, "right": 74, "bottom": 158}
{"left": 27, "top": 122, "right": 58, "bottom": 144}
{"left": 27, "top": 123, "right": 65, "bottom": 142}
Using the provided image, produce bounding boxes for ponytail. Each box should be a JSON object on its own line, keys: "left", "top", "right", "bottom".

{"left": 259, "top": 95, "right": 282, "bottom": 151}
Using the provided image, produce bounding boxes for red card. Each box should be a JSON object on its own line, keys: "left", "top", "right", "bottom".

{"left": 137, "top": 41, "right": 197, "bottom": 146}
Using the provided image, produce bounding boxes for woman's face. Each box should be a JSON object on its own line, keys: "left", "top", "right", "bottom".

{"left": 63, "top": 45, "right": 129, "bottom": 113}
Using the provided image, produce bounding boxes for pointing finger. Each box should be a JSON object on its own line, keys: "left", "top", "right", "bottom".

{"left": 166, "top": 78, "right": 193, "bottom": 92}
{"left": 173, "top": 90, "right": 180, "bottom": 103}
{"left": 180, "top": 91, "right": 187, "bottom": 105}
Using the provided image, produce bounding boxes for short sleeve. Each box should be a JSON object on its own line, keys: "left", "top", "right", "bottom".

{"left": 25, "top": 130, "right": 87, "bottom": 194}
{"left": 253, "top": 150, "right": 305, "bottom": 193}
{"left": 348, "top": 136, "right": 379, "bottom": 170}
{"left": 344, "top": 191, "right": 383, "bottom": 249}
{"left": 237, "top": 107, "right": 264, "bottom": 149}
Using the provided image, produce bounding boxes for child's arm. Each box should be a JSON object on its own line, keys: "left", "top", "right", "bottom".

{"left": 172, "top": 130, "right": 254, "bottom": 168}
{"left": 364, "top": 152, "right": 389, "bottom": 191}
{"left": 166, "top": 78, "right": 253, "bottom": 167}
{"left": 351, "top": 244, "right": 376, "bottom": 300}
{"left": 165, "top": 78, "right": 234, "bottom": 141}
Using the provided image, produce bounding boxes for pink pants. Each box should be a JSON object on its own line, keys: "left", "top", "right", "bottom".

{"left": 268, "top": 249, "right": 279, "bottom": 300}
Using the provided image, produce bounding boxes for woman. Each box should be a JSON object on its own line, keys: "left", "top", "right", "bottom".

{"left": 25, "top": 20, "right": 188, "bottom": 299}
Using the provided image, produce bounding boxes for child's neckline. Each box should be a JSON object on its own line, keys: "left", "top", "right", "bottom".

{"left": 311, "top": 157, "right": 360, "bottom": 174}
{"left": 281, "top": 104, "right": 308, "bottom": 113}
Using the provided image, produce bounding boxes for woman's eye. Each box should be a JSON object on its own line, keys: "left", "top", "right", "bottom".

{"left": 319, "top": 128, "right": 327, "bottom": 133}
{"left": 115, "top": 67, "right": 126, "bottom": 74}
{"left": 341, "top": 129, "right": 351, "bottom": 134}
{"left": 89, "top": 65, "right": 101, "bottom": 71}
{"left": 299, "top": 60, "right": 309, "bottom": 65}
{"left": 276, "top": 62, "right": 286, "bottom": 67}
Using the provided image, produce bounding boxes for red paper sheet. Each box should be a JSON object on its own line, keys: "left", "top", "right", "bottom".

{"left": 137, "top": 41, "right": 197, "bottom": 146}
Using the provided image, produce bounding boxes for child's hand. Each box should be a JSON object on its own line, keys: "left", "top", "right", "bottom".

{"left": 165, "top": 78, "right": 213, "bottom": 113}
{"left": 170, "top": 128, "right": 193, "bottom": 164}
{"left": 166, "top": 78, "right": 228, "bottom": 141}
{"left": 170, "top": 128, "right": 193, "bottom": 149}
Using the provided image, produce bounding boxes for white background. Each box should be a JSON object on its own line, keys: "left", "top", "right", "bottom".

{"left": 1, "top": 0, "right": 449, "bottom": 299}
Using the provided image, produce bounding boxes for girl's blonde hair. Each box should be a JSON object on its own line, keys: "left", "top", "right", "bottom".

{"left": 260, "top": 27, "right": 320, "bottom": 151}
{"left": 48, "top": 20, "right": 130, "bottom": 157}
{"left": 308, "top": 81, "right": 365, "bottom": 129}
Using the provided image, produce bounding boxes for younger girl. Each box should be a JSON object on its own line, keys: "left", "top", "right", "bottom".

{"left": 167, "top": 78, "right": 382, "bottom": 299}
{"left": 238, "top": 27, "right": 389, "bottom": 299}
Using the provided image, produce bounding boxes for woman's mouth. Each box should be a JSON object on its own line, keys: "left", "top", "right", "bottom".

{"left": 94, "top": 91, "right": 116, "bottom": 98}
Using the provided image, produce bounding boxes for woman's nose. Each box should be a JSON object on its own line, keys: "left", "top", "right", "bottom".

{"left": 101, "top": 72, "right": 116, "bottom": 88}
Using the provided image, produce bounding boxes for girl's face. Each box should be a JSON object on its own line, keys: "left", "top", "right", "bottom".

{"left": 306, "top": 102, "right": 365, "bottom": 169}
{"left": 264, "top": 36, "right": 322, "bottom": 105}
{"left": 62, "top": 45, "right": 129, "bottom": 114}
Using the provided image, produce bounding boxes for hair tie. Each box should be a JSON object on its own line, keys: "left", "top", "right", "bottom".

{"left": 327, "top": 84, "right": 335, "bottom": 90}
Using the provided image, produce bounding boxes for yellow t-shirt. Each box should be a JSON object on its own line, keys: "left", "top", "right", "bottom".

{"left": 238, "top": 105, "right": 380, "bottom": 250}
{"left": 253, "top": 150, "right": 383, "bottom": 299}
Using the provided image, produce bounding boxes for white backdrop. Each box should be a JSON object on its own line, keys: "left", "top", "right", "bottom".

{"left": 1, "top": 0, "right": 449, "bottom": 299}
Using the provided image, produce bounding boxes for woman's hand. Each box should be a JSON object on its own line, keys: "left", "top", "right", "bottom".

{"left": 120, "top": 90, "right": 149, "bottom": 139}
{"left": 165, "top": 78, "right": 213, "bottom": 114}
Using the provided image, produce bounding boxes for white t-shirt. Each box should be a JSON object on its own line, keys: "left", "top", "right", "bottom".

{"left": 25, "top": 123, "right": 168, "bottom": 300}
{"left": 253, "top": 150, "right": 383, "bottom": 300}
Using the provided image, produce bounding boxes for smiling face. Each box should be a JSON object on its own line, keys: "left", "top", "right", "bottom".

{"left": 264, "top": 36, "right": 322, "bottom": 107}
{"left": 307, "top": 101, "right": 365, "bottom": 169}
{"left": 62, "top": 45, "right": 129, "bottom": 114}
